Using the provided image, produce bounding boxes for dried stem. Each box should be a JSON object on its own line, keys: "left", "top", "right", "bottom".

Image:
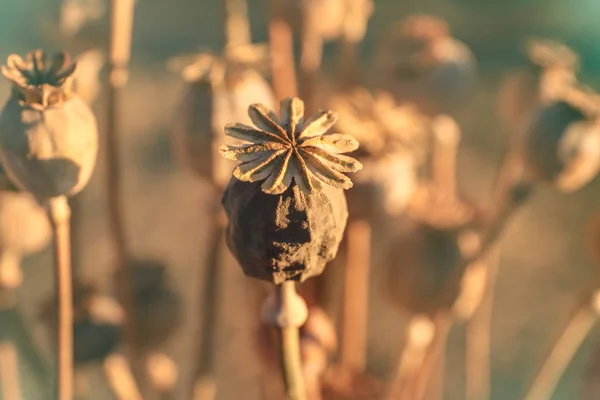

{"left": 192, "top": 203, "right": 225, "bottom": 400}
{"left": 431, "top": 115, "right": 461, "bottom": 200}
{"left": 0, "top": 341, "right": 22, "bottom": 400}
{"left": 523, "top": 295, "right": 600, "bottom": 400}
{"left": 223, "top": 0, "right": 251, "bottom": 48}
{"left": 47, "top": 196, "right": 73, "bottom": 400}
{"left": 384, "top": 316, "right": 435, "bottom": 400}
{"left": 340, "top": 219, "right": 371, "bottom": 373}
{"left": 104, "top": 354, "right": 143, "bottom": 400}
{"left": 269, "top": 0, "right": 298, "bottom": 99}
{"left": 108, "top": 0, "right": 136, "bottom": 359}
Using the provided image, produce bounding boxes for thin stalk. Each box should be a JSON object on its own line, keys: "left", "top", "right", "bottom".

{"left": 103, "top": 354, "right": 143, "bottom": 400}
{"left": 223, "top": 0, "right": 251, "bottom": 48}
{"left": 384, "top": 316, "right": 435, "bottom": 400}
{"left": 277, "top": 282, "right": 307, "bottom": 400}
{"left": 108, "top": 0, "right": 136, "bottom": 358}
{"left": 191, "top": 204, "right": 225, "bottom": 400}
{"left": 340, "top": 219, "right": 371, "bottom": 373}
{"left": 0, "top": 341, "right": 22, "bottom": 400}
{"left": 523, "top": 298, "right": 599, "bottom": 400}
{"left": 268, "top": 0, "right": 298, "bottom": 100}
{"left": 431, "top": 115, "right": 460, "bottom": 200}
{"left": 47, "top": 196, "right": 73, "bottom": 400}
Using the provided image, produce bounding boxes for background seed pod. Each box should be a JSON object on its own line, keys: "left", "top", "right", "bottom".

{"left": 171, "top": 67, "right": 276, "bottom": 188}
{"left": 222, "top": 180, "right": 348, "bottom": 284}
{"left": 0, "top": 94, "right": 98, "bottom": 199}
{"left": 385, "top": 218, "right": 465, "bottom": 315}
{"left": 40, "top": 281, "right": 123, "bottom": 365}
{"left": 113, "top": 259, "right": 184, "bottom": 353}
{"left": 523, "top": 101, "right": 600, "bottom": 192}
{"left": 373, "top": 15, "right": 477, "bottom": 116}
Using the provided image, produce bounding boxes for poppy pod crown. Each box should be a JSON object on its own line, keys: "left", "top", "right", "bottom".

{"left": 1, "top": 50, "right": 77, "bottom": 110}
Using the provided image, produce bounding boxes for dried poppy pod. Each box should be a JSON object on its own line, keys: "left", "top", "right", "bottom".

{"left": 0, "top": 189, "right": 51, "bottom": 289}
{"left": 498, "top": 38, "right": 579, "bottom": 132}
{"left": 373, "top": 14, "right": 477, "bottom": 116}
{"left": 221, "top": 97, "right": 362, "bottom": 283}
{"left": 113, "top": 259, "right": 183, "bottom": 353}
{"left": 522, "top": 96, "right": 600, "bottom": 192}
{"left": 170, "top": 45, "right": 276, "bottom": 188}
{"left": 0, "top": 50, "right": 98, "bottom": 199}
{"left": 40, "top": 281, "right": 124, "bottom": 364}
{"left": 329, "top": 88, "right": 430, "bottom": 220}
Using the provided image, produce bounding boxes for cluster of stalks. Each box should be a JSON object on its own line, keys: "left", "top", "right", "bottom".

{"left": 2, "top": 1, "right": 600, "bottom": 400}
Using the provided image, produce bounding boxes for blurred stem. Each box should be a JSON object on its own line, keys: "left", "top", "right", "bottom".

{"left": 523, "top": 297, "right": 600, "bottom": 400}
{"left": 432, "top": 115, "right": 461, "bottom": 201}
{"left": 269, "top": 0, "right": 298, "bottom": 99}
{"left": 278, "top": 282, "right": 307, "bottom": 400}
{"left": 68, "top": 196, "right": 82, "bottom": 276}
{"left": 412, "top": 314, "right": 453, "bottom": 400}
{"left": 340, "top": 219, "right": 371, "bottom": 373}
{"left": 384, "top": 316, "right": 435, "bottom": 400}
{"left": 0, "top": 341, "right": 22, "bottom": 400}
{"left": 299, "top": 30, "right": 321, "bottom": 114}
{"left": 104, "top": 354, "right": 143, "bottom": 400}
{"left": 108, "top": 0, "right": 137, "bottom": 360}
{"left": 223, "top": 0, "right": 251, "bottom": 48}
{"left": 192, "top": 201, "right": 225, "bottom": 400}
{"left": 47, "top": 196, "right": 73, "bottom": 400}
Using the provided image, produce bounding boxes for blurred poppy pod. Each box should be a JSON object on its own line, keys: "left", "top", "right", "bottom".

{"left": 374, "top": 14, "right": 477, "bottom": 115}
{"left": 0, "top": 190, "right": 51, "bottom": 289}
{"left": 169, "top": 45, "right": 277, "bottom": 188}
{"left": 523, "top": 98, "right": 600, "bottom": 192}
{"left": 498, "top": 38, "right": 579, "bottom": 131}
{"left": 330, "top": 88, "right": 430, "bottom": 220}
{"left": 114, "top": 259, "right": 183, "bottom": 352}
{"left": 220, "top": 97, "right": 361, "bottom": 283}
{"left": 40, "top": 281, "right": 124, "bottom": 364}
{"left": 0, "top": 50, "right": 98, "bottom": 199}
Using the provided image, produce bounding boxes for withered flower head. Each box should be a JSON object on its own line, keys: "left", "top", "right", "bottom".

{"left": 329, "top": 88, "right": 430, "bottom": 159}
{"left": 525, "top": 38, "right": 579, "bottom": 71}
{"left": 1, "top": 50, "right": 77, "bottom": 109}
{"left": 401, "top": 14, "right": 449, "bottom": 42}
{"left": 220, "top": 97, "right": 363, "bottom": 194}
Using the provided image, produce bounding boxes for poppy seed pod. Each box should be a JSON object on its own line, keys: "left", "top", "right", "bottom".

{"left": 113, "top": 259, "right": 183, "bottom": 352}
{"left": 170, "top": 47, "right": 276, "bottom": 188}
{"left": 374, "top": 14, "right": 477, "bottom": 116}
{"left": 523, "top": 100, "right": 600, "bottom": 192}
{"left": 40, "top": 282, "right": 124, "bottom": 364}
{"left": 220, "top": 97, "right": 362, "bottom": 283}
{"left": 0, "top": 190, "right": 51, "bottom": 289}
{"left": 0, "top": 50, "right": 98, "bottom": 199}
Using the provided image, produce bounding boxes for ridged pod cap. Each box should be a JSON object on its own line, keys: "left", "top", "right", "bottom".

{"left": 221, "top": 97, "right": 361, "bottom": 283}
{"left": 169, "top": 45, "right": 276, "bottom": 188}
{"left": 0, "top": 50, "right": 98, "bottom": 199}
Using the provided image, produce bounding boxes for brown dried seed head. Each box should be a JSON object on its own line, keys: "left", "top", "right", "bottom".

{"left": 220, "top": 97, "right": 363, "bottom": 194}
{"left": 1, "top": 50, "right": 78, "bottom": 109}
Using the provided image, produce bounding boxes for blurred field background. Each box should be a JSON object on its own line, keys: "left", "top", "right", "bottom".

{"left": 3, "top": 0, "right": 600, "bottom": 399}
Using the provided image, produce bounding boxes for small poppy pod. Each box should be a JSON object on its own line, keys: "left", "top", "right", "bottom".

{"left": 384, "top": 217, "right": 470, "bottom": 315}
{"left": 220, "top": 97, "right": 361, "bottom": 284}
{"left": 0, "top": 190, "right": 51, "bottom": 289}
{"left": 170, "top": 48, "right": 276, "bottom": 188}
{"left": 113, "top": 259, "right": 183, "bottom": 352}
{"left": 330, "top": 89, "right": 429, "bottom": 220}
{"left": 0, "top": 50, "right": 98, "bottom": 199}
{"left": 498, "top": 39, "right": 579, "bottom": 131}
{"left": 523, "top": 100, "right": 600, "bottom": 192}
{"left": 40, "top": 281, "right": 124, "bottom": 364}
{"left": 257, "top": 306, "right": 337, "bottom": 374}
{"left": 374, "top": 15, "right": 477, "bottom": 116}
